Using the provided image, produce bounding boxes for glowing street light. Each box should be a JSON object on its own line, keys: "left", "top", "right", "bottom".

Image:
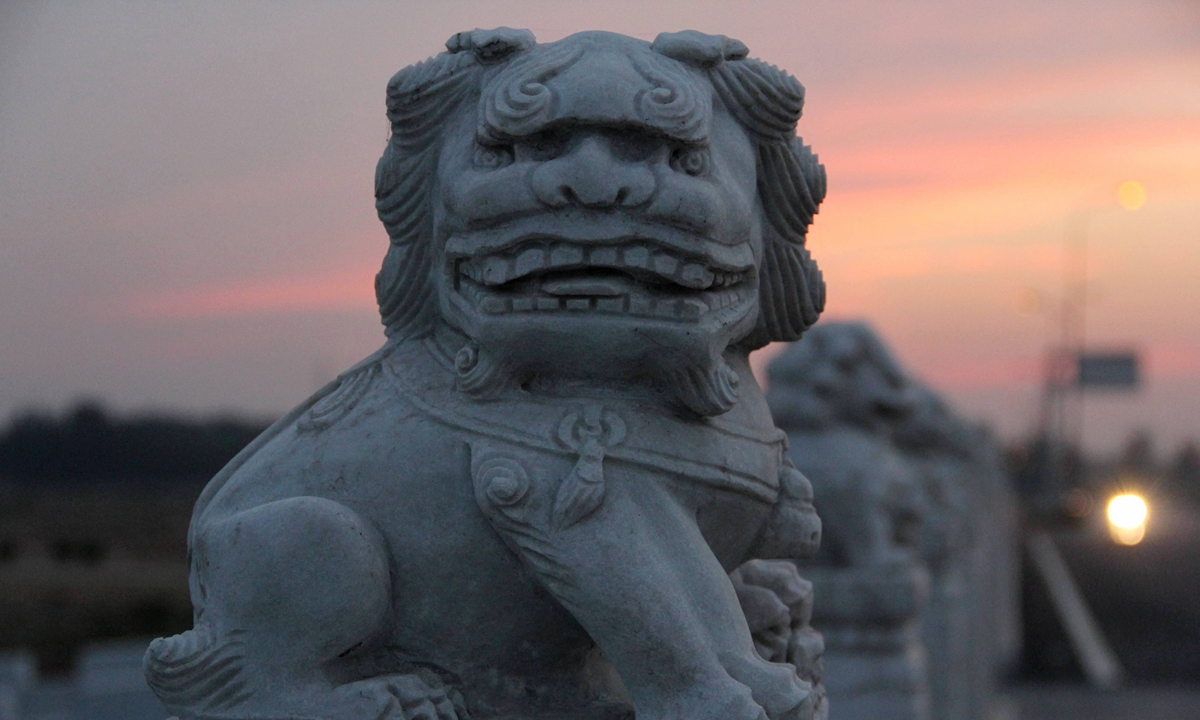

{"left": 1106, "top": 493, "right": 1148, "bottom": 545}
{"left": 1116, "top": 181, "right": 1146, "bottom": 211}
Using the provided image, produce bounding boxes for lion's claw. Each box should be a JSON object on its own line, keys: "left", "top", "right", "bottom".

{"left": 331, "top": 671, "right": 467, "bottom": 720}
{"left": 389, "top": 672, "right": 463, "bottom": 720}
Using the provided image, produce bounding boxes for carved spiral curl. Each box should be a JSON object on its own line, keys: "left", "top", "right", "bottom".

{"left": 707, "top": 55, "right": 827, "bottom": 346}
{"left": 479, "top": 42, "right": 583, "bottom": 142}
{"left": 666, "top": 358, "right": 741, "bottom": 417}
{"left": 143, "top": 625, "right": 251, "bottom": 715}
{"left": 758, "top": 139, "right": 826, "bottom": 240}
{"left": 631, "top": 53, "right": 708, "bottom": 143}
{"left": 476, "top": 456, "right": 532, "bottom": 508}
{"left": 748, "top": 238, "right": 825, "bottom": 346}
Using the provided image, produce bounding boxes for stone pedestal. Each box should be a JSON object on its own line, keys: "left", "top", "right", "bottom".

{"left": 923, "top": 566, "right": 970, "bottom": 720}
{"left": 803, "top": 564, "right": 930, "bottom": 720}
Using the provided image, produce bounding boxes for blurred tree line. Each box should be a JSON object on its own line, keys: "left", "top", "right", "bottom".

{"left": 0, "top": 401, "right": 271, "bottom": 485}
{"left": 1007, "top": 429, "right": 1200, "bottom": 521}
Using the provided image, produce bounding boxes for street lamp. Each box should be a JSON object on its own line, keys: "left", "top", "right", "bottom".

{"left": 1037, "top": 182, "right": 1145, "bottom": 504}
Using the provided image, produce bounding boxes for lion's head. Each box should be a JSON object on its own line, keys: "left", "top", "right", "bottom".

{"left": 767, "top": 322, "right": 912, "bottom": 431}
{"left": 375, "top": 29, "right": 826, "bottom": 416}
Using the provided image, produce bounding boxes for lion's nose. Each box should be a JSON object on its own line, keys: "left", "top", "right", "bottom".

{"left": 531, "top": 136, "right": 656, "bottom": 209}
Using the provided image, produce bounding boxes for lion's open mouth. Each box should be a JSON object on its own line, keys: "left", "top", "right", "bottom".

{"left": 452, "top": 239, "right": 754, "bottom": 320}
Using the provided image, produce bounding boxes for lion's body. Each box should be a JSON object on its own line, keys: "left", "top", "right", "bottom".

{"left": 198, "top": 349, "right": 574, "bottom": 679}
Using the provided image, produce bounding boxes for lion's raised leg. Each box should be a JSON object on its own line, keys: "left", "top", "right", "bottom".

{"left": 145, "top": 496, "right": 454, "bottom": 719}
{"left": 473, "top": 450, "right": 812, "bottom": 720}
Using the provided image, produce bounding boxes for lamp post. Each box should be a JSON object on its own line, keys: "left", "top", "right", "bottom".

{"left": 1038, "top": 182, "right": 1145, "bottom": 504}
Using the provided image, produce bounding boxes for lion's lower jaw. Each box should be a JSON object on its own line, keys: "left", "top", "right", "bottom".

{"left": 452, "top": 337, "right": 741, "bottom": 417}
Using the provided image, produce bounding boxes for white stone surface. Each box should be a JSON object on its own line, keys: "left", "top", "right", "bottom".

{"left": 143, "top": 28, "right": 831, "bottom": 720}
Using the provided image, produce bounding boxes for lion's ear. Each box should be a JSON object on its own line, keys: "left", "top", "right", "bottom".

{"left": 710, "top": 57, "right": 805, "bottom": 142}
{"left": 375, "top": 51, "right": 483, "bottom": 338}
{"left": 382, "top": 51, "right": 478, "bottom": 153}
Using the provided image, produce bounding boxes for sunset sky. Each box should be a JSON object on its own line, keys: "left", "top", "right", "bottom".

{"left": 2, "top": 0, "right": 1198, "bottom": 454}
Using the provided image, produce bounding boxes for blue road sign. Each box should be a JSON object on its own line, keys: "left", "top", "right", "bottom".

{"left": 1077, "top": 352, "right": 1139, "bottom": 389}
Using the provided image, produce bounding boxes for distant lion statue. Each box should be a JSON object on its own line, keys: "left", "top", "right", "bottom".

{"left": 146, "top": 28, "right": 829, "bottom": 720}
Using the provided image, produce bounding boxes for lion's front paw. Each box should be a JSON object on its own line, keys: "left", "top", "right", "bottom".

{"left": 333, "top": 671, "right": 468, "bottom": 720}
{"left": 731, "top": 558, "right": 826, "bottom": 719}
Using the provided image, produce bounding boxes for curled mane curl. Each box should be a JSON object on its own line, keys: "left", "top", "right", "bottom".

{"left": 706, "top": 56, "right": 827, "bottom": 348}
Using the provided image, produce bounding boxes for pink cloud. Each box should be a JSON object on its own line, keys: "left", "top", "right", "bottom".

{"left": 1147, "top": 345, "right": 1200, "bottom": 379}
{"left": 117, "top": 264, "right": 379, "bottom": 320}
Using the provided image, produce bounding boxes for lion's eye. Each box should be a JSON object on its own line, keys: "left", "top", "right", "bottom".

{"left": 610, "top": 133, "right": 661, "bottom": 162}
{"left": 521, "top": 131, "right": 568, "bottom": 161}
{"left": 670, "top": 146, "right": 710, "bottom": 176}
{"left": 473, "top": 144, "right": 514, "bottom": 170}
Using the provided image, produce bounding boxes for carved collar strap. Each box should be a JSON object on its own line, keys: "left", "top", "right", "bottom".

{"left": 381, "top": 338, "right": 784, "bottom": 507}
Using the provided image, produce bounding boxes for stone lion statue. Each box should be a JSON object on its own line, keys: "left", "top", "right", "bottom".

{"left": 767, "top": 322, "right": 1019, "bottom": 720}
{"left": 767, "top": 322, "right": 933, "bottom": 570}
{"left": 145, "top": 28, "right": 829, "bottom": 720}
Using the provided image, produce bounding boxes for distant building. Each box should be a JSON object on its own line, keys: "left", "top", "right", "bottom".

{"left": 0, "top": 485, "right": 198, "bottom": 676}
{"left": 1, "top": 640, "right": 167, "bottom": 720}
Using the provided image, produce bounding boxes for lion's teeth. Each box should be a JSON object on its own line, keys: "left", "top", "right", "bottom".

{"left": 514, "top": 247, "right": 546, "bottom": 277}
{"left": 549, "top": 244, "right": 584, "bottom": 267}
{"left": 596, "top": 297, "right": 626, "bottom": 313}
{"left": 651, "top": 299, "right": 676, "bottom": 318}
{"left": 486, "top": 290, "right": 715, "bottom": 318}
{"left": 480, "top": 295, "right": 507, "bottom": 313}
{"left": 589, "top": 247, "right": 619, "bottom": 266}
{"left": 463, "top": 239, "right": 740, "bottom": 319}
{"left": 622, "top": 245, "right": 650, "bottom": 269}
{"left": 678, "top": 298, "right": 708, "bottom": 319}
{"left": 679, "top": 263, "right": 714, "bottom": 289}
{"left": 482, "top": 257, "right": 511, "bottom": 285}
{"left": 652, "top": 253, "right": 678, "bottom": 277}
